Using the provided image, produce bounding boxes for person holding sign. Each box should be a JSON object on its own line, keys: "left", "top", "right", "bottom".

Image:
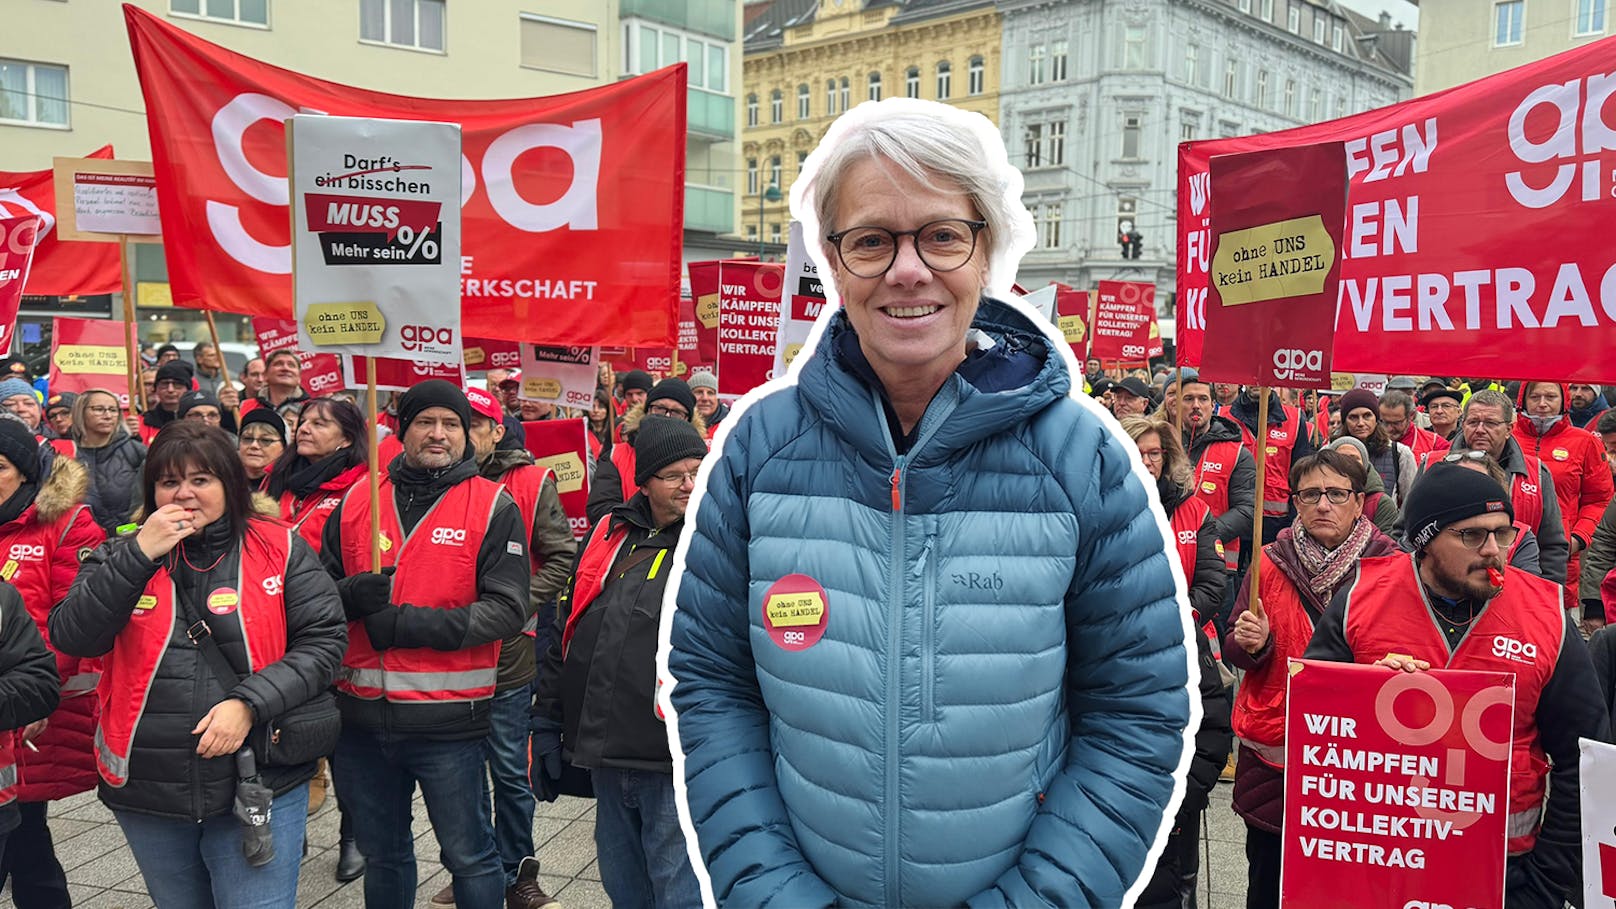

{"left": 1225, "top": 449, "right": 1400, "bottom": 909}
{"left": 1305, "top": 463, "right": 1609, "bottom": 909}
{"left": 665, "top": 99, "right": 1191, "bottom": 908}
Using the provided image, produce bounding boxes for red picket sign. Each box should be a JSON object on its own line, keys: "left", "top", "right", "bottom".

{"left": 1282, "top": 660, "right": 1512, "bottom": 909}
{"left": 1178, "top": 33, "right": 1616, "bottom": 381}
{"left": 463, "top": 337, "right": 522, "bottom": 372}
{"left": 1054, "top": 286, "right": 1090, "bottom": 364}
{"left": 716, "top": 261, "right": 784, "bottom": 395}
{"left": 0, "top": 148, "right": 122, "bottom": 297}
{"left": 344, "top": 355, "right": 464, "bottom": 392}
{"left": 522, "top": 418, "right": 592, "bottom": 541}
{"left": 1090, "top": 281, "right": 1162, "bottom": 361}
{"left": 124, "top": 6, "right": 683, "bottom": 347}
{"left": 687, "top": 261, "right": 722, "bottom": 366}
{"left": 49, "top": 317, "right": 136, "bottom": 408}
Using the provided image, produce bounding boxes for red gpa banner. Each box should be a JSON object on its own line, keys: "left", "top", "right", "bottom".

{"left": 1178, "top": 33, "right": 1616, "bottom": 382}
{"left": 1091, "top": 281, "right": 1163, "bottom": 361}
{"left": 1202, "top": 143, "right": 1346, "bottom": 389}
{"left": 717, "top": 261, "right": 784, "bottom": 395}
{"left": 344, "top": 355, "right": 464, "bottom": 392}
{"left": 0, "top": 218, "right": 42, "bottom": 356}
{"left": 522, "top": 418, "right": 592, "bottom": 540}
{"left": 125, "top": 6, "right": 684, "bottom": 347}
{"left": 49, "top": 317, "right": 136, "bottom": 408}
{"left": 463, "top": 337, "right": 521, "bottom": 372}
{"left": 673, "top": 297, "right": 709, "bottom": 378}
{"left": 1282, "top": 660, "right": 1513, "bottom": 908}
{"left": 251, "top": 317, "right": 345, "bottom": 396}
{"left": 1054, "top": 286, "right": 1090, "bottom": 363}
{"left": 686, "top": 261, "right": 721, "bottom": 365}
{"left": 0, "top": 147, "right": 121, "bottom": 297}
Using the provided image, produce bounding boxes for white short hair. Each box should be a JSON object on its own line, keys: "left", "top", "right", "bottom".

{"left": 793, "top": 98, "right": 1035, "bottom": 298}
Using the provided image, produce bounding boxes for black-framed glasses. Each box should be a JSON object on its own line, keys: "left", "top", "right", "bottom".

{"left": 648, "top": 403, "right": 688, "bottom": 419}
{"left": 652, "top": 469, "right": 699, "bottom": 486}
{"left": 1294, "top": 487, "right": 1358, "bottom": 505}
{"left": 1446, "top": 526, "right": 1519, "bottom": 550}
{"left": 239, "top": 432, "right": 282, "bottom": 448}
{"left": 826, "top": 219, "right": 987, "bottom": 278}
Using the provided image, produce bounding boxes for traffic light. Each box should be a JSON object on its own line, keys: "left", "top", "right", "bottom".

{"left": 1127, "top": 229, "right": 1144, "bottom": 259}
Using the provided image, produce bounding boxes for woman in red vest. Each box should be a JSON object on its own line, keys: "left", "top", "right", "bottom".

{"left": 49, "top": 422, "right": 346, "bottom": 909}
{"left": 0, "top": 416, "right": 105, "bottom": 906}
{"left": 267, "top": 398, "right": 368, "bottom": 551}
{"left": 1225, "top": 448, "right": 1400, "bottom": 909}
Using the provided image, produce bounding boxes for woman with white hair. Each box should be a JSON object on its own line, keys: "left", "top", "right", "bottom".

{"left": 665, "top": 99, "right": 1191, "bottom": 907}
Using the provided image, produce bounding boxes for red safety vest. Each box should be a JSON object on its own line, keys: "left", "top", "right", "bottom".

{"left": 0, "top": 731, "right": 14, "bottom": 807}
{"left": 277, "top": 464, "right": 367, "bottom": 553}
{"left": 335, "top": 476, "right": 504, "bottom": 704}
{"left": 560, "top": 518, "right": 630, "bottom": 659}
{"left": 1170, "top": 496, "right": 1210, "bottom": 581}
{"left": 95, "top": 524, "right": 293, "bottom": 787}
{"left": 1239, "top": 405, "right": 1305, "bottom": 520}
{"left": 1341, "top": 553, "right": 1563, "bottom": 854}
{"left": 41, "top": 437, "right": 75, "bottom": 459}
{"left": 1230, "top": 548, "right": 1313, "bottom": 767}
{"left": 1191, "top": 438, "right": 1243, "bottom": 571}
{"left": 497, "top": 463, "right": 553, "bottom": 637}
{"left": 611, "top": 443, "right": 637, "bottom": 501}
{"left": 1400, "top": 424, "right": 1451, "bottom": 463}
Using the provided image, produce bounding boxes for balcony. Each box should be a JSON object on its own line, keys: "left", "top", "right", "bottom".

{"left": 620, "top": 0, "right": 736, "bottom": 41}
{"left": 685, "top": 184, "right": 735, "bottom": 234}
{"left": 688, "top": 87, "right": 735, "bottom": 140}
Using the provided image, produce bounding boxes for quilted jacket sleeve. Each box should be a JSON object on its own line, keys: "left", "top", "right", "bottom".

{"left": 666, "top": 414, "right": 839, "bottom": 908}
{"left": 968, "top": 407, "right": 1192, "bottom": 908}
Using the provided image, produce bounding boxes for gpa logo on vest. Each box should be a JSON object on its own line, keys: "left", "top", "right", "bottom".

{"left": 1177, "top": 529, "right": 1197, "bottom": 545}
{"left": 1491, "top": 635, "right": 1537, "bottom": 664}
{"left": 761, "top": 574, "right": 829, "bottom": 652}
{"left": 8, "top": 544, "right": 43, "bottom": 562}
{"left": 430, "top": 527, "right": 467, "bottom": 546}
{"left": 262, "top": 575, "right": 284, "bottom": 597}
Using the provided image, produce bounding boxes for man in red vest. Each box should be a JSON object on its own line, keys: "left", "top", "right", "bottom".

{"left": 1380, "top": 389, "right": 1450, "bottom": 462}
{"left": 532, "top": 415, "right": 708, "bottom": 909}
{"left": 1177, "top": 369, "right": 1255, "bottom": 637}
{"left": 1306, "top": 464, "right": 1607, "bottom": 909}
{"left": 319, "top": 380, "right": 530, "bottom": 909}
{"left": 458, "top": 386, "right": 575, "bottom": 909}
{"left": 1230, "top": 385, "right": 1315, "bottom": 545}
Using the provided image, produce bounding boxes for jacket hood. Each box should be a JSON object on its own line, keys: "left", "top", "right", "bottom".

{"left": 1184, "top": 413, "right": 1244, "bottom": 451}
{"left": 1515, "top": 381, "right": 1570, "bottom": 415}
{"left": 620, "top": 403, "right": 707, "bottom": 442}
{"left": 1231, "top": 389, "right": 1287, "bottom": 427}
{"left": 795, "top": 297, "right": 1068, "bottom": 466}
{"left": 479, "top": 446, "right": 536, "bottom": 479}
{"left": 33, "top": 455, "right": 90, "bottom": 524}
{"left": 1450, "top": 434, "right": 1530, "bottom": 477}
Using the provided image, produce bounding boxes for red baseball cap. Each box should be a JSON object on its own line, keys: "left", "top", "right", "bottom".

{"left": 465, "top": 386, "right": 502, "bottom": 423}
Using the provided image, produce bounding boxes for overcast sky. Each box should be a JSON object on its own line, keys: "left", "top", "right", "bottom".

{"left": 1334, "top": 0, "right": 1420, "bottom": 30}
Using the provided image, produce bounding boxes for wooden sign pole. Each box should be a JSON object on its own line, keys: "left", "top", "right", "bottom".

{"left": 1248, "top": 386, "right": 1270, "bottom": 620}
{"left": 117, "top": 235, "right": 146, "bottom": 413}
{"left": 367, "top": 357, "right": 382, "bottom": 573}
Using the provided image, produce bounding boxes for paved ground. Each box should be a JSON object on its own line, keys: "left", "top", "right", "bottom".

{"left": 8, "top": 776, "right": 1251, "bottom": 908}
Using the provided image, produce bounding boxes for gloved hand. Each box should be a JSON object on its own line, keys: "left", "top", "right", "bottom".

{"left": 529, "top": 718, "right": 564, "bottom": 803}
{"left": 362, "top": 609, "right": 399, "bottom": 651}
{"left": 339, "top": 570, "right": 393, "bottom": 622}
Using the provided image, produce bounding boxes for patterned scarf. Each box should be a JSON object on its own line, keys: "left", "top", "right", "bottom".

{"left": 1290, "top": 515, "right": 1376, "bottom": 602}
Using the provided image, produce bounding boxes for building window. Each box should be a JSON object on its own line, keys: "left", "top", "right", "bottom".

{"left": 1288, "top": 5, "right": 1300, "bottom": 32}
{"left": 968, "top": 56, "right": 984, "bottom": 94}
{"left": 1182, "top": 44, "right": 1200, "bottom": 84}
{"left": 1040, "top": 202, "right": 1063, "bottom": 248}
{"left": 360, "top": 0, "right": 444, "bottom": 51}
{"left": 1309, "top": 88, "right": 1322, "bottom": 120}
{"left": 769, "top": 155, "right": 782, "bottom": 188}
{"left": 521, "top": 15, "right": 595, "bottom": 77}
{"left": 1046, "top": 121, "right": 1065, "bottom": 165}
{"left": 747, "top": 224, "right": 757, "bottom": 242}
{"left": 746, "top": 159, "right": 757, "bottom": 195}
{"left": 826, "top": 79, "right": 837, "bottom": 114}
{"left": 1257, "top": 69, "right": 1270, "bottom": 109}
{"left": 1219, "top": 119, "right": 1239, "bottom": 137}
{"left": 1051, "top": 40, "right": 1068, "bottom": 80}
{"left": 170, "top": 0, "right": 268, "bottom": 25}
{"left": 623, "top": 21, "right": 726, "bottom": 90}
{"left": 1024, "top": 123, "right": 1043, "bottom": 168}
{"left": 1577, "top": 0, "right": 1606, "bottom": 34}
{"left": 797, "top": 151, "right": 807, "bottom": 175}
{"left": 1314, "top": 17, "right": 1326, "bottom": 43}
{"left": 1261, "top": 0, "right": 1274, "bottom": 22}
{"left": 1121, "top": 113, "right": 1142, "bottom": 159}
{"left": 746, "top": 94, "right": 758, "bottom": 126}
{"left": 1123, "top": 26, "right": 1147, "bottom": 69}
{"left": 1495, "top": 1, "right": 1524, "bottom": 45}
{"left": 797, "top": 84, "right": 809, "bottom": 118}
{"left": 906, "top": 66, "right": 920, "bottom": 98}
{"left": 1223, "top": 57, "right": 1238, "bottom": 97}
{"left": 1180, "top": 113, "right": 1200, "bottom": 142}
{"left": 0, "top": 59, "right": 68, "bottom": 127}
{"left": 1238, "top": 0, "right": 1251, "bottom": 11}
{"left": 1028, "top": 43, "right": 1046, "bottom": 85}
{"left": 935, "top": 61, "right": 951, "bottom": 99}
{"left": 840, "top": 77, "right": 850, "bottom": 111}
{"left": 770, "top": 89, "right": 782, "bottom": 123}
{"left": 868, "top": 71, "right": 882, "bottom": 101}
{"left": 770, "top": 223, "right": 781, "bottom": 245}
{"left": 1284, "top": 79, "right": 1296, "bottom": 117}
{"left": 1332, "top": 24, "right": 1344, "bottom": 51}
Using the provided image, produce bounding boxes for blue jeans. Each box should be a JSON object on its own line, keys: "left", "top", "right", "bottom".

{"left": 483, "top": 684, "right": 536, "bottom": 885}
{"left": 332, "top": 729, "right": 502, "bottom": 909}
{"left": 114, "top": 783, "right": 308, "bottom": 909}
{"left": 591, "top": 769, "right": 702, "bottom": 909}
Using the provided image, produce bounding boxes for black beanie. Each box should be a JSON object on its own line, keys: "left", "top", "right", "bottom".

{"left": 621, "top": 370, "right": 654, "bottom": 394}
{"left": 633, "top": 415, "right": 708, "bottom": 486}
{"left": 155, "top": 360, "right": 194, "bottom": 386}
{"left": 176, "top": 390, "right": 221, "bottom": 419}
{"left": 0, "top": 416, "right": 40, "bottom": 485}
{"left": 646, "top": 378, "right": 696, "bottom": 418}
{"left": 397, "top": 380, "right": 473, "bottom": 454}
{"left": 239, "top": 407, "right": 287, "bottom": 445}
{"left": 1404, "top": 463, "right": 1514, "bottom": 549}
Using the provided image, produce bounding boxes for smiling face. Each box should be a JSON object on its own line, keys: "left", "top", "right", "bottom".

{"left": 824, "top": 156, "right": 987, "bottom": 391}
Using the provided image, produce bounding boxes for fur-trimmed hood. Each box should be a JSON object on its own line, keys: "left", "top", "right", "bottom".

{"left": 620, "top": 403, "right": 706, "bottom": 441}
{"left": 34, "top": 455, "right": 91, "bottom": 525}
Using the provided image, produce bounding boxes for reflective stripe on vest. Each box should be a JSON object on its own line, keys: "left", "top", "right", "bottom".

{"left": 339, "top": 666, "right": 500, "bottom": 698}
{"left": 62, "top": 670, "right": 100, "bottom": 696}
{"left": 1237, "top": 736, "right": 1286, "bottom": 768}
{"left": 93, "top": 725, "right": 127, "bottom": 787}
{"left": 0, "top": 759, "right": 17, "bottom": 805}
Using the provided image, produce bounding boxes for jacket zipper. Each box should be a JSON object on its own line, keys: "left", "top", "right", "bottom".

{"left": 912, "top": 527, "right": 937, "bottom": 722}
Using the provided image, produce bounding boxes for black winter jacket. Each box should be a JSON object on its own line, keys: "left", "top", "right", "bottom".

{"left": 75, "top": 427, "right": 146, "bottom": 534}
{"left": 1182, "top": 415, "right": 1256, "bottom": 557}
{"left": 0, "top": 583, "right": 60, "bottom": 837}
{"left": 535, "top": 492, "right": 680, "bottom": 773}
{"left": 1161, "top": 480, "right": 1228, "bottom": 622}
{"left": 49, "top": 519, "right": 346, "bottom": 820}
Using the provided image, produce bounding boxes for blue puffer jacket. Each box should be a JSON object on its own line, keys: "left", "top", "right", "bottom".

{"left": 668, "top": 299, "right": 1192, "bottom": 908}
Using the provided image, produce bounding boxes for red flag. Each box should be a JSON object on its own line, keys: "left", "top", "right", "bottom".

{"left": 0, "top": 148, "right": 121, "bottom": 297}
{"left": 522, "top": 418, "right": 592, "bottom": 540}
{"left": 1178, "top": 33, "right": 1616, "bottom": 381}
{"left": 124, "top": 5, "right": 683, "bottom": 347}
{"left": 0, "top": 218, "right": 41, "bottom": 356}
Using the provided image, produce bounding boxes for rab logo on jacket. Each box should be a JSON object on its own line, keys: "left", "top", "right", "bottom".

{"left": 1491, "top": 635, "right": 1538, "bottom": 664}
{"left": 261, "top": 575, "right": 284, "bottom": 597}
{"left": 430, "top": 527, "right": 467, "bottom": 546}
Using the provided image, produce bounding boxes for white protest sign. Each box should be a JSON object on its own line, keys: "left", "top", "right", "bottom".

{"left": 1019, "top": 284, "right": 1057, "bottom": 322}
{"left": 290, "top": 114, "right": 462, "bottom": 365}
{"left": 1582, "top": 737, "right": 1616, "bottom": 906}
{"left": 772, "top": 221, "right": 824, "bottom": 378}
{"left": 518, "top": 344, "right": 599, "bottom": 410}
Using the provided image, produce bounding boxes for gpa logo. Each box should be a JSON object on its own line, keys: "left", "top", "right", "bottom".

{"left": 401, "top": 325, "right": 455, "bottom": 352}
{"left": 430, "top": 527, "right": 467, "bottom": 546}
{"left": 1121, "top": 344, "right": 1146, "bottom": 357}
{"left": 307, "top": 371, "right": 341, "bottom": 392}
{"left": 261, "top": 575, "right": 284, "bottom": 597}
{"left": 1201, "top": 461, "right": 1225, "bottom": 472}
{"left": 1401, "top": 902, "right": 1459, "bottom": 909}
{"left": 1492, "top": 635, "right": 1538, "bottom": 664}
{"left": 8, "top": 544, "right": 43, "bottom": 562}
{"left": 1187, "top": 171, "right": 1210, "bottom": 216}
{"left": 1519, "top": 480, "right": 1539, "bottom": 496}
{"left": 1271, "top": 348, "right": 1324, "bottom": 381}
{"left": 1505, "top": 74, "right": 1616, "bottom": 209}
{"left": 1176, "top": 529, "right": 1197, "bottom": 545}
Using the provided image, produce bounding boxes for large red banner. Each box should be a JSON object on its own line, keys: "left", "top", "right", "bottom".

{"left": 49, "top": 317, "right": 136, "bottom": 407}
{"left": 1179, "top": 33, "right": 1616, "bottom": 381}
{"left": 717, "top": 261, "right": 783, "bottom": 395}
{"left": 124, "top": 6, "right": 684, "bottom": 347}
{"left": 1202, "top": 143, "right": 1346, "bottom": 389}
{"left": 1282, "top": 660, "right": 1512, "bottom": 908}
{"left": 251, "top": 317, "right": 345, "bottom": 396}
{"left": 0, "top": 217, "right": 41, "bottom": 356}
{"left": 1090, "top": 281, "right": 1162, "bottom": 361}
{"left": 522, "top": 418, "right": 591, "bottom": 540}
{"left": 0, "top": 148, "right": 122, "bottom": 297}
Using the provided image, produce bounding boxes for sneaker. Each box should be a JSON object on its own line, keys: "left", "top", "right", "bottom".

{"left": 506, "top": 857, "right": 560, "bottom": 909}
{"left": 430, "top": 884, "right": 455, "bottom": 906}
